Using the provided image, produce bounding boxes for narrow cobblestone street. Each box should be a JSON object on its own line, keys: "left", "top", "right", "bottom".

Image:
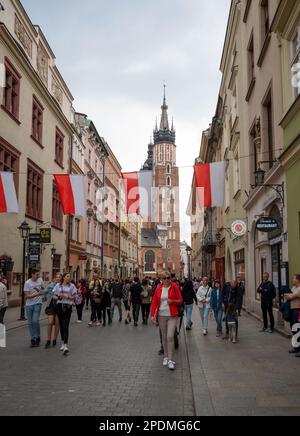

{"left": 1, "top": 307, "right": 300, "bottom": 416}
{"left": 0, "top": 309, "right": 194, "bottom": 417}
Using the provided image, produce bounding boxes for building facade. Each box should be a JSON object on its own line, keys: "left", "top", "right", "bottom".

{"left": 0, "top": 0, "right": 73, "bottom": 301}
{"left": 273, "top": 0, "right": 300, "bottom": 280}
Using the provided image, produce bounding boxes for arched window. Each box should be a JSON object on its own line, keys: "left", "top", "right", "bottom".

{"left": 145, "top": 251, "right": 155, "bottom": 272}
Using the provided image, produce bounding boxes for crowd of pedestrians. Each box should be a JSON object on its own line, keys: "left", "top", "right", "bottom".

{"left": 0, "top": 267, "right": 299, "bottom": 368}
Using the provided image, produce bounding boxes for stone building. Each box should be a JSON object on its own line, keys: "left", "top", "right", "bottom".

{"left": 0, "top": 0, "right": 74, "bottom": 301}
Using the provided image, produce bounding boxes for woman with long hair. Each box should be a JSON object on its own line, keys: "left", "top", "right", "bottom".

{"left": 53, "top": 273, "right": 77, "bottom": 356}
{"left": 45, "top": 272, "right": 62, "bottom": 349}
{"left": 88, "top": 279, "right": 102, "bottom": 327}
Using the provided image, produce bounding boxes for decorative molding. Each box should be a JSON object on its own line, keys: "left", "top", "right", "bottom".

{"left": 37, "top": 42, "right": 49, "bottom": 86}
{"left": 51, "top": 76, "right": 63, "bottom": 105}
{"left": 14, "top": 14, "right": 32, "bottom": 58}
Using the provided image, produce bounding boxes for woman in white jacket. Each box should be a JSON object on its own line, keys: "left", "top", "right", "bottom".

{"left": 196, "top": 277, "right": 212, "bottom": 336}
{"left": 0, "top": 276, "right": 8, "bottom": 325}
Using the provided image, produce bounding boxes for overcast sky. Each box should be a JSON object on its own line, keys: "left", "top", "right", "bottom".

{"left": 22, "top": 0, "right": 231, "bottom": 242}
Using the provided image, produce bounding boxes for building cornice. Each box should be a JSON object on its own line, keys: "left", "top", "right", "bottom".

{"left": 0, "top": 23, "right": 73, "bottom": 135}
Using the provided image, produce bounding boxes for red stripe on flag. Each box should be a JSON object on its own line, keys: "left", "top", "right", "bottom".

{"left": 54, "top": 175, "right": 75, "bottom": 215}
{"left": 194, "top": 164, "right": 212, "bottom": 208}
{"left": 0, "top": 175, "right": 7, "bottom": 213}
{"left": 122, "top": 172, "right": 140, "bottom": 214}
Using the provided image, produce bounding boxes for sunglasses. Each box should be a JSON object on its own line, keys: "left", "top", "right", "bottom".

{"left": 163, "top": 277, "right": 171, "bottom": 281}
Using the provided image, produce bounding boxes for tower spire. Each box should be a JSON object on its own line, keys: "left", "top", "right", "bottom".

{"left": 160, "top": 84, "right": 169, "bottom": 130}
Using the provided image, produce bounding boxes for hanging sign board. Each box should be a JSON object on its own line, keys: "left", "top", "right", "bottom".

{"left": 256, "top": 217, "right": 280, "bottom": 233}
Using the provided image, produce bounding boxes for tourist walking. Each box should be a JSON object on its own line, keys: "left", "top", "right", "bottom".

{"left": 99, "top": 284, "right": 111, "bottom": 327}
{"left": 75, "top": 279, "right": 87, "bottom": 323}
{"left": 53, "top": 273, "right": 77, "bottom": 355}
{"left": 111, "top": 278, "right": 123, "bottom": 322}
{"left": 89, "top": 279, "right": 103, "bottom": 327}
{"left": 226, "top": 303, "right": 238, "bottom": 344}
{"left": 87, "top": 271, "right": 99, "bottom": 310}
{"left": 181, "top": 279, "right": 197, "bottom": 330}
{"left": 210, "top": 280, "right": 223, "bottom": 337}
{"left": 151, "top": 274, "right": 183, "bottom": 371}
{"left": 129, "top": 277, "right": 143, "bottom": 327}
{"left": 24, "top": 269, "right": 45, "bottom": 348}
{"left": 0, "top": 275, "right": 8, "bottom": 325}
{"left": 103, "top": 280, "right": 112, "bottom": 324}
{"left": 44, "top": 273, "right": 62, "bottom": 348}
{"left": 122, "top": 279, "right": 132, "bottom": 325}
{"left": 285, "top": 274, "right": 300, "bottom": 356}
{"left": 236, "top": 277, "right": 245, "bottom": 316}
{"left": 196, "top": 277, "right": 212, "bottom": 336}
{"left": 257, "top": 272, "right": 276, "bottom": 333}
{"left": 222, "top": 280, "right": 239, "bottom": 339}
{"left": 141, "top": 278, "right": 152, "bottom": 325}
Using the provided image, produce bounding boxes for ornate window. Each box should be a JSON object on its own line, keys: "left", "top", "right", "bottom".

{"left": 145, "top": 251, "right": 155, "bottom": 272}
{"left": 26, "top": 160, "right": 43, "bottom": 221}
{"left": 32, "top": 95, "right": 43, "bottom": 146}
{"left": 2, "top": 58, "right": 21, "bottom": 121}
{"left": 55, "top": 127, "right": 64, "bottom": 167}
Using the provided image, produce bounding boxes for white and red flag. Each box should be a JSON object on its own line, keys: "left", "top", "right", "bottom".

{"left": 194, "top": 162, "right": 226, "bottom": 208}
{"left": 54, "top": 174, "right": 85, "bottom": 217}
{"left": 122, "top": 170, "right": 152, "bottom": 217}
{"left": 0, "top": 172, "right": 19, "bottom": 213}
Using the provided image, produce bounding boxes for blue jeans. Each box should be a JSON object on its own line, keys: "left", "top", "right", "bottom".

{"left": 214, "top": 308, "right": 223, "bottom": 333}
{"left": 26, "top": 304, "right": 42, "bottom": 340}
{"left": 199, "top": 306, "right": 210, "bottom": 331}
{"left": 185, "top": 304, "right": 194, "bottom": 327}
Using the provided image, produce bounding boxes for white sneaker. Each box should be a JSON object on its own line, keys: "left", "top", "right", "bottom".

{"left": 163, "top": 357, "right": 169, "bottom": 367}
{"left": 60, "top": 344, "right": 65, "bottom": 352}
{"left": 96, "top": 322, "right": 101, "bottom": 327}
{"left": 63, "top": 345, "right": 69, "bottom": 356}
{"left": 203, "top": 330, "right": 208, "bottom": 336}
{"left": 168, "top": 360, "right": 176, "bottom": 371}
{"left": 77, "top": 320, "right": 82, "bottom": 324}
{"left": 88, "top": 322, "right": 93, "bottom": 327}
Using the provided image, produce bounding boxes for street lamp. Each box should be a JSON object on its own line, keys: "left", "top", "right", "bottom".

{"left": 51, "top": 245, "right": 56, "bottom": 260}
{"left": 254, "top": 167, "right": 266, "bottom": 186}
{"left": 186, "top": 245, "right": 192, "bottom": 280}
{"left": 253, "top": 166, "right": 285, "bottom": 206}
{"left": 18, "top": 220, "right": 31, "bottom": 321}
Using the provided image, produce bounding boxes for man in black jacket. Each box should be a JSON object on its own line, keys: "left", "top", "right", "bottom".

{"left": 111, "top": 278, "right": 123, "bottom": 322}
{"left": 257, "top": 272, "right": 276, "bottom": 333}
{"left": 129, "top": 277, "right": 143, "bottom": 327}
{"left": 182, "top": 279, "right": 197, "bottom": 330}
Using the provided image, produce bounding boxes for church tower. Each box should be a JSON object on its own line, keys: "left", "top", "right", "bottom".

{"left": 141, "top": 87, "right": 181, "bottom": 275}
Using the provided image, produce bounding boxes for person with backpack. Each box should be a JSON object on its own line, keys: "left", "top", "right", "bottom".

{"left": 141, "top": 278, "right": 152, "bottom": 325}
{"left": 257, "top": 272, "right": 276, "bottom": 333}
{"left": 181, "top": 279, "right": 197, "bottom": 330}
{"left": 129, "top": 277, "right": 143, "bottom": 327}
{"left": 196, "top": 276, "right": 212, "bottom": 336}
{"left": 285, "top": 274, "right": 300, "bottom": 356}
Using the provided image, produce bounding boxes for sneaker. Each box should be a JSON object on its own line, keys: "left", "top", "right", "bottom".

{"left": 60, "top": 344, "right": 65, "bottom": 352}
{"left": 289, "top": 348, "right": 299, "bottom": 354}
{"left": 96, "top": 322, "right": 101, "bottom": 327}
{"left": 77, "top": 320, "right": 82, "bottom": 324}
{"left": 266, "top": 328, "right": 273, "bottom": 333}
{"left": 259, "top": 328, "right": 267, "bottom": 333}
{"left": 63, "top": 346, "right": 69, "bottom": 356}
{"left": 203, "top": 330, "right": 208, "bottom": 336}
{"left": 52, "top": 340, "right": 57, "bottom": 347}
{"left": 45, "top": 340, "right": 51, "bottom": 349}
{"left": 168, "top": 360, "right": 176, "bottom": 371}
{"left": 232, "top": 340, "right": 237, "bottom": 344}
{"left": 30, "top": 339, "right": 36, "bottom": 348}
{"left": 88, "top": 322, "right": 93, "bottom": 327}
{"left": 163, "top": 357, "right": 169, "bottom": 367}
{"left": 36, "top": 337, "right": 41, "bottom": 347}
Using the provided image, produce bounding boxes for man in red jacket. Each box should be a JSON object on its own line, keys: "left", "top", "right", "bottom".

{"left": 151, "top": 274, "right": 183, "bottom": 371}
